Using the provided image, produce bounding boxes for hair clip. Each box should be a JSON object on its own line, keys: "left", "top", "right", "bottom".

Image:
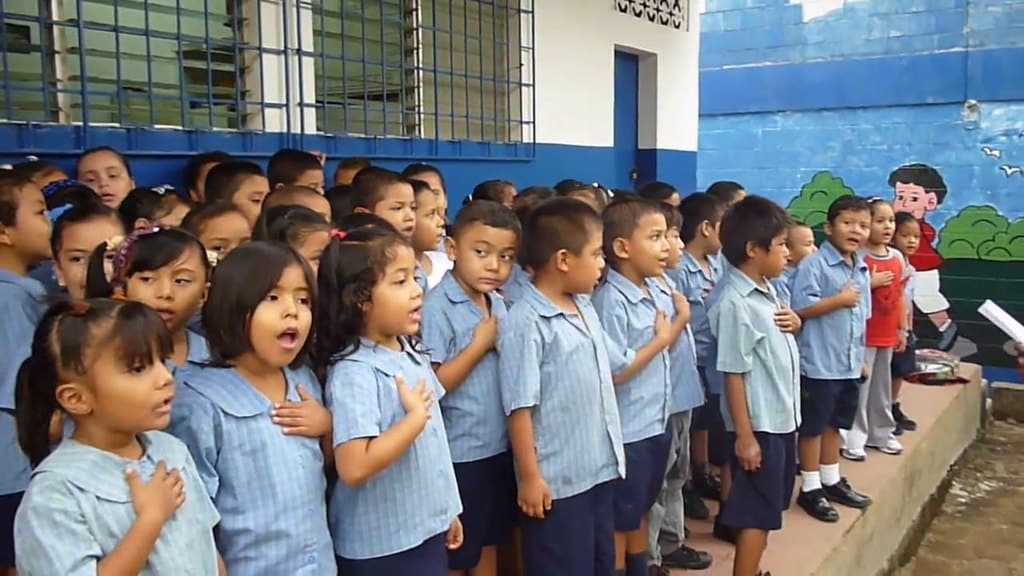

{"left": 25, "top": 155, "right": 39, "bottom": 162}
{"left": 105, "top": 235, "right": 126, "bottom": 251}
{"left": 42, "top": 179, "right": 87, "bottom": 198}
{"left": 67, "top": 300, "right": 91, "bottom": 316}
{"left": 151, "top": 184, "right": 176, "bottom": 196}
{"left": 866, "top": 196, "right": 885, "bottom": 203}
{"left": 111, "top": 226, "right": 162, "bottom": 280}
{"left": 48, "top": 203, "right": 73, "bottom": 222}
{"left": 205, "top": 249, "right": 221, "bottom": 268}
{"left": 329, "top": 229, "right": 347, "bottom": 241}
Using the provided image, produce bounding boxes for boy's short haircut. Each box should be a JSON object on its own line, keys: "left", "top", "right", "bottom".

{"left": 894, "top": 211, "right": 917, "bottom": 228}
{"left": 401, "top": 162, "right": 446, "bottom": 190}
{"left": 826, "top": 195, "right": 870, "bottom": 223}
{"left": 408, "top": 178, "right": 434, "bottom": 199}
{"left": 637, "top": 181, "right": 678, "bottom": 203}
{"left": 601, "top": 196, "right": 665, "bottom": 264}
{"left": 262, "top": 184, "right": 323, "bottom": 212}
{"left": 519, "top": 198, "right": 601, "bottom": 271}
{"left": 720, "top": 196, "right": 792, "bottom": 267}
{"left": 267, "top": 148, "right": 322, "bottom": 188}
{"left": 351, "top": 166, "right": 410, "bottom": 210}
{"left": 0, "top": 172, "right": 33, "bottom": 226}
{"left": 469, "top": 179, "right": 514, "bottom": 203}
{"left": 678, "top": 192, "right": 725, "bottom": 243}
{"left": 887, "top": 163, "right": 947, "bottom": 204}
{"left": 452, "top": 200, "right": 521, "bottom": 239}
{"left": 181, "top": 201, "right": 247, "bottom": 236}
{"left": 204, "top": 160, "right": 265, "bottom": 205}
{"left": 184, "top": 151, "right": 231, "bottom": 191}
{"left": 705, "top": 180, "right": 745, "bottom": 205}
{"left": 660, "top": 202, "right": 682, "bottom": 231}
{"left": 335, "top": 157, "right": 370, "bottom": 176}
{"left": 325, "top": 184, "right": 354, "bottom": 225}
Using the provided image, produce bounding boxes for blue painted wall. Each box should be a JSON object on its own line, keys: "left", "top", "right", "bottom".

{"left": 698, "top": 0, "right": 1024, "bottom": 375}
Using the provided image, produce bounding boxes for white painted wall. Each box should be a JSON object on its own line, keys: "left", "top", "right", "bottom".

{"left": 532, "top": 0, "right": 700, "bottom": 151}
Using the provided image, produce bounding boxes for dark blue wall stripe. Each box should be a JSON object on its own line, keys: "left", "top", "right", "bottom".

{"left": 700, "top": 50, "right": 969, "bottom": 115}
{"left": 967, "top": 47, "right": 1024, "bottom": 102}
{"left": 0, "top": 125, "right": 696, "bottom": 208}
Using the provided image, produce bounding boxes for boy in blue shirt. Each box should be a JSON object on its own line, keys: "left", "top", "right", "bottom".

{"left": 0, "top": 173, "right": 53, "bottom": 571}
{"left": 709, "top": 195, "right": 802, "bottom": 576}
{"left": 499, "top": 198, "right": 628, "bottom": 576}
{"left": 592, "top": 197, "right": 690, "bottom": 576}
{"left": 422, "top": 200, "right": 522, "bottom": 576}
{"left": 771, "top": 221, "right": 817, "bottom": 307}
{"left": 672, "top": 193, "right": 727, "bottom": 518}
{"left": 791, "top": 196, "right": 874, "bottom": 523}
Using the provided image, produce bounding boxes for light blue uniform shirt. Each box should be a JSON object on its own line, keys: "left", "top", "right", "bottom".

{"left": 415, "top": 262, "right": 429, "bottom": 294}
{"left": 15, "top": 432, "right": 219, "bottom": 575}
{"left": 422, "top": 272, "right": 509, "bottom": 462}
{"left": 593, "top": 269, "right": 671, "bottom": 443}
{"left": 710, "top": 271, "right": 801, "bottom": 434}
{"left": 791, "top": 241, "right": 872, "bottom": 380}
{"left": 169, "top": 365, "right": 335, "bottom": 575}
{"left": 326, "top": 339, "right": 462, "bottom": 560}
{"left": 771, "top": 266, "right": 797, "bottom": 308}
{"left": 656, "top": 275, "right": 705, "bottom": 414}
{"left": 673, "top": 252, "right": 722, "bottom": 366}
{"left": 164, "top": 330, "right": 210, "bottom": 375}
{"left": 501, "top": 263, "right": 531, "bottom": 307}
{"left": 0, "top": 270, "right": 47, "bottom": 495}
{"left": 498, "top": 283, "right": 628, "bottom": 500}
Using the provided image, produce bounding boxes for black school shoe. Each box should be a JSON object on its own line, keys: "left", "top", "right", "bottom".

{"left": 682, "top": 482, "right": 710, "bottom": 520}
{"left": 662, "top": 544, "right": 713, "bottom": 570}
{"left": 693, "top": 469, "right": 722, "bottom": 501}
{"left": 823, "top": 478, "right": 873, "bottom": 509}
{"left": 894, "top": 403, "right": 918, "bottom": 432}
{"left": 797, "top": 488, "right": 840, "bottom": 523}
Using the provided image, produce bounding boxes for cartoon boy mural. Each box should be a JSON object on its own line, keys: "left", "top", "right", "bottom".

{"left": 889, "top": 163, "right": 959, "bottom": 350}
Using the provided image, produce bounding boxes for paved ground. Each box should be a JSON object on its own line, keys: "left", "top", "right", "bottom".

{"left": 898, "top": 419, "right": 1024, "bottom": 576}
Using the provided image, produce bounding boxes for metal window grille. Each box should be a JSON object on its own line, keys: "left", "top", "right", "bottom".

{"left": 0, "top": 0, "right": 534, "bottom": 147}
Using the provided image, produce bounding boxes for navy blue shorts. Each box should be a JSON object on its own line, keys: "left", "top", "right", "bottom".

{"left": 338, "top": 532, "right": 447, "bottom": 576}
{"left": 0, "top": 492, "right": 23, "bottom": 568}
{"left": 719, "top": 432, "right": 797, "bottom": 532}
{"left": 520, "top": 481, "right": 615, "bottom": 576}
{"left": 691, "top": 394, "right": 729, "bottom": 468}
{"left": 614, "top": 431, "right": 672, "bottom": 531}
{"left": 798, "top": 377, "right": 861, "bottom": 436}
{"left": 891, "top": 337, "right": 917, "bottom": 379}
{"left": 448, "top": 451, "right": 517, "bottom": 570}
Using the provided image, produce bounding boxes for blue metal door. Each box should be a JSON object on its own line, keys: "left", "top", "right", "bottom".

{"left": 613, "top": 51, "right": 640, "bottom": 190}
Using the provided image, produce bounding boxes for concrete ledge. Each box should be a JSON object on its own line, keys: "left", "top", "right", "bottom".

{"left": 990, "top": 381, "right": 1024, "bottom": 421}
{"left": 678, "top": 364, "right": 985, "bottom": 576}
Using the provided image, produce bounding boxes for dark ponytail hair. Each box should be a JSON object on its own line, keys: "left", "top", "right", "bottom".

{"left": 16, "top": 299, "right": 171, "bottom": 466}
{"left": 253, "top": 204, "right": 330, "bottom": 245}
{"left": 314, "top": 226, "right": 412, "bottom": 380}
{"left": 85, "top": 227, "right": 210, "bottom": 298}
{"left": 118, "top": 187, "right": 190, "bottom": 231}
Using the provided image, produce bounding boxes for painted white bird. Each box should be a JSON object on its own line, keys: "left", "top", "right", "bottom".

{"left": 981, "top": 146, "right": 1003, "bottom": 159}
{"left": 999, "top": 165, "right": 1023, "bottom": 177}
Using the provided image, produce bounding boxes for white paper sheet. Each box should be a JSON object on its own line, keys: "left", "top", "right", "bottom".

{"left": 977, "top": 299, "right": 1024, "bottom": 343}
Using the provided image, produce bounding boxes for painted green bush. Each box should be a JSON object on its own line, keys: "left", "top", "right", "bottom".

{"left": 786, "top": 171, "right": 856, "bottom": 229}
{"left": 937, "top": 205, "right": 1024, "bottom": 262}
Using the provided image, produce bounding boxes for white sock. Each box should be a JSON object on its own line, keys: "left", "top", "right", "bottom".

{"left": 938, "top": 319, "right": 952, "bottom": 332}
{"left": 801, "top": 470, "right": 822, "bottom": 492}
{"left": 821, "top": 463, "right": 841, "bottom": 486}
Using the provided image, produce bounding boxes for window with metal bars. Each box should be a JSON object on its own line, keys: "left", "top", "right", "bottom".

{"left": 0, "top": 0, "right": 533, "bottom": 145}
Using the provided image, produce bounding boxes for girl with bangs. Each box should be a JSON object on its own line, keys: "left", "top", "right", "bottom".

{"left": 13, "top": 299, "right": 221, "bottom": 575}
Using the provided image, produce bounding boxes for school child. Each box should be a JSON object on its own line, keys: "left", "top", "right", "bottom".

{"left": 673, "top": 192, "right": 727, "bottom": 516}
{"left": 421, "top": 200, "right": 520, "bottom": 576}
{"left": 409, "top": 178, "right": 449, "bottom": 290}
{"left": 350, "top": 167, "right": 417, "bottom": 240}
{"left": 637, "top": 181, "right": 682, "bottom": 207}
{"left": 11, "top": 159, "right": 68, "bottom": 189}
{"left": 314, "top": 226, "right": 462, "bottom": 576}
{"left": 498, "top": 198, "right": 627, "bottom": 576}
{"left": 169, "top": 242, "right": 336, "bottom": 574}
{"left": 261, "top": 185, "right": 332, "bottom": 222}
{"left": 841, "top": 198, "right": 907, "bottom": 461}
{"left": 502, "top": 188, "right": 552, "bottom": 306}
{"left": 203, "top": 160, "right": 271, "bottom": 227}
{"left": 467, "top": 180, "right": 517, "bottom": 209}
{"left": 791, "top": 195, "right": 874, "bottom": 523}
{"left": 890, "top": 212, "right": 920, "bottom": 435}
{"left": 42, "top": 179, "right": 102, "bottom": 210}
{"left": 256, "top": 205, "right": 333, "bottom": 276}
{"left": 402, "top": 162, "right": 449, "bottom": 226}
{"left": 76, "top": 146, "right": 136, "bottom": 208}
{"left": 184, "top": 150, "right": 232, "bottom": 203}
{"left": 181, "top": 202, "right": 252, "bottom": 259}
{"left": 334, "top": 157, "right": 371, "bottom": 187}
{"left": 554, "top": 179, "right": 609, "bottom": 212}
{"left": 51, "top": 198, "right": 125, "bottom": 301}
{"left": 772, "top": 222, "right": 817, "bottom": 307}
{"left": 0, "top": 173, "right": 52, "bottom": 573}
{"left": 84, "top": 227, "right": 212, "bottom": 370}
{"left": 592, "top": 197, "right": 690, "bottom": 576}
{"left": 118, "top": 187, "right": 192, "bottom": 230}
{"left": 13, "top": 299, "right": 221, "bottom": 575}
{"left": 709, "top": 196, "right": 802, "bottom": 576}
{"left": 647, "top": 204, "right": 712, "bottom": 573}
{"left": 267, "top": 149, "right": 326, "bottom": 194}
{"left": 512, "top": 185, "right": 554, "bottom": 215}
{"left": 705, "top": 181, "right": 746, "bottom": 207}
